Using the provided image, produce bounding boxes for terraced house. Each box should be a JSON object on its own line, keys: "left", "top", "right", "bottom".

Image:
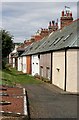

{"left": 10, "top": 8, "right": 79, "bottom": 93}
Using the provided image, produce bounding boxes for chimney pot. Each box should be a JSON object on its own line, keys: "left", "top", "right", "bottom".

{"left": 49, "top": 21, "right": 51, "bottom": 26}
{"left": 56, "top": 22, "right": 58, "bottom": 26}
{"left": 66, "top": 12, "right": 69, "bottom": 16}
{"left": 62, "top": 10, "right": 64, "bottom": 16}
{"left": 52, "top": 20, "right": 55, "bottom": 26}
{"left": 70, "top": 12, "right": 72, "bottom": 17}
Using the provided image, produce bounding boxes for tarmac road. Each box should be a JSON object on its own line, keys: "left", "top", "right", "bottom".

{"left": 23, "top": 83, "right": 78, "bottom": 119}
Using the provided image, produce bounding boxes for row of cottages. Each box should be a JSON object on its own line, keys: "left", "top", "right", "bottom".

{"left": 20, "top": 19, "right": 79, "bottom": 93}
{"left": 11, "top": 26, "right": 54, "bottom": 71}
{"left": 17, "top": 9, "right": 79, "bottom": 93}
{"left": 16, "top": 21, "right": 58, "bottom": 73}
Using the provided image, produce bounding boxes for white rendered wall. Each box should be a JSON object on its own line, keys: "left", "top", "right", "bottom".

{"left": 22, "top": 56, "right": 27, "bottom": 73}
{"left": 9, "top": 53, "right": 11, "bottom": 64}
{"left": 13, "top": 58, "right": 15, "bottom": 68}
{"left": 9, "top": 44, "right": 19, "bottom": 66}
{"left": 18, "top": 57, "right": 22, "bottom": 71}
{"left": 21, "top": 57, "right": 23, "bottom": 72}
{"left": 52, "top": 51, "right": 65, "bottom": 90}
{"left": 66, "top": 49, "right": 78, "bottom": 93}
{"left": 32, "top": 55, "right": 39, "bottom": 76}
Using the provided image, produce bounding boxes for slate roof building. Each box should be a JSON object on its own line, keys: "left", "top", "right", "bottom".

{"left": 21, "top": 19, "right": 79, "bottom": 93}
{"left": 11, "top": 7, "right": 79, "bottom": 93}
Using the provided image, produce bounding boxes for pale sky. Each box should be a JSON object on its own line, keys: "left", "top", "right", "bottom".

{"left": 0, "top": 1, "right": 78, "bottom": 43}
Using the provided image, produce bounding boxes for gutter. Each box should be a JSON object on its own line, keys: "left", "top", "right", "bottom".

{"left": 24, "top": 46, "right": 79, "bottom": 56}
{"left": 50, "top": 52, "right": 52, "bottom": 84}
{"left": 64, "top": 49, "right": 67, "bottom": 91}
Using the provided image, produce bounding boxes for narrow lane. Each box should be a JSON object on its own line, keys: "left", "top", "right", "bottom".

{"left": 23, "top": 83, "right": 77, "bottom": 119}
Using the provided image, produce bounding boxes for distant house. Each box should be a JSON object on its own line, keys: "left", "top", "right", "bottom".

{"left": 17, "top": 47, "right": 25, "bottom": 72}
{"left": 21, "top": 41, "right": 40, "bottom": 75}
{"left": 20, "top": 45, "right": 32, "bottom": 74}
{"left": 26, "top": 37, "right": 48, "bottom": 76}
{"left": 16, "top": 28, "right": 51, "bottom": 73}
{"left": 9, "top": 43, "right": 21, "bottom": 68}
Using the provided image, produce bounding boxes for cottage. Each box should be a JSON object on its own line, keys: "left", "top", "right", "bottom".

{"left": 28, "top": 37, "right": 49, "bottom": 76}
{"left": 9, "top": 43, "right": 20, "bottom": 68}
{"left": 21, "top": 45, "right": 32, "bottom": 74}
{"left": 40, "top": 53, "right": 51, "bottom": 80}
{"left": 17, "top": 47, "right": 25, "bottom": 72}
{"left": 21, "top": 41, "right": 41, "bottom": 75}
{"left": 17, "top": 56, "right": 22, "bottom": 71}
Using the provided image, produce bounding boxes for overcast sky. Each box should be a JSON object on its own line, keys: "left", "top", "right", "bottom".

{"left": 1, "top": 1, "right": 78, "bottom": 43}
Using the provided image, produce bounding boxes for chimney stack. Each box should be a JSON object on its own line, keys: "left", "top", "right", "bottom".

{"left": 48, "top": 19, "right": 58, "bottom": 33}
{"left": 60, "top": 6, "right": 73, "bottom": 29}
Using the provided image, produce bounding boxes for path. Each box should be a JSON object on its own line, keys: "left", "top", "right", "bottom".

{"left": 23, "top": 83, "right": 78, "bottom": 119}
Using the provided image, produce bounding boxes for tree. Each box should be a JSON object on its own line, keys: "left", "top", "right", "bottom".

{"left": 0, "top": 29, "right": 14, "bottom": 68}
{"left": 1, "top": 30, "right": 14, "bottom": 58}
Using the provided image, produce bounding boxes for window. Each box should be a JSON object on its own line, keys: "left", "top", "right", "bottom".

{"left": 54, "top": 36, "right": 64, "bottom": 45}
{"left": 35, "top": 44, "right": 40, "bottom": 50}
{"left": 30, "top": 47, "right": 33, "bottom": 50}
{"left": 39, "top": 41, "right": 47, "bottom": 49}
{"left": 49, "top": 38, "right": 58, "bottom": 47}
{"left": 63, "top": 33, "right": 73, "bottom": 41}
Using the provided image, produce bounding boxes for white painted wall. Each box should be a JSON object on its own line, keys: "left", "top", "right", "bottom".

{"left": 52, "top": 49, "right": 79, "bottom": 93}
{"left": 22, "top": 56, "right": 27, "bottom": 73}
{"left": 13, "top": 58, "right": 15, "bottom": 68}
{"left": 9, "top": 44, "right": 19, "bottom": 66}
{"left": 9, "top": 53, "right": 12, "bottom": 64}
{"left": 52, "top": 51, "right": 65, "bottom": 90}
{"left": 32, "top": 55, "right": 39, "bottom": 76}
{"left": 18, "top": 57, "right": 22, "bottom": 71}
{"left": 21, "top": 57, "right": 23, "bottom": 72}
{"left": 66, "top": 49, "right": 78, "bottom": 93}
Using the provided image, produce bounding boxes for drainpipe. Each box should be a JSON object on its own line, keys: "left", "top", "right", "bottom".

{"left": 50, "top": 52, "right": 52, "bottom": 84}
{"left": 64, "top": 49, "right": 67, "bottom": 91}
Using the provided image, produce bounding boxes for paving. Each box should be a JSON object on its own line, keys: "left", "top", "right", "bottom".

{"left": 23, "top": 83, "right": 78, "bottom": 119}
{"left": 0, "top": 85, "right": 28, "bottom": 120}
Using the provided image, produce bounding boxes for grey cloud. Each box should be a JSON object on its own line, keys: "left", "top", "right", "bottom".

{"left": 2, "top": 0, "right": 79, "bottom": 2}
{"left": 2, "top": 2, "right": 77, "bottom": 42}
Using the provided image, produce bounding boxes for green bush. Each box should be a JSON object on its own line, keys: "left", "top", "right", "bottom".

{"left": 2, "top": 60, "right": 6, "bottom": 69}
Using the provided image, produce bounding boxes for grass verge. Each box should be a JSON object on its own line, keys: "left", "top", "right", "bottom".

{"left": 0, "top": 68, "right": 42, "bottom": 86}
